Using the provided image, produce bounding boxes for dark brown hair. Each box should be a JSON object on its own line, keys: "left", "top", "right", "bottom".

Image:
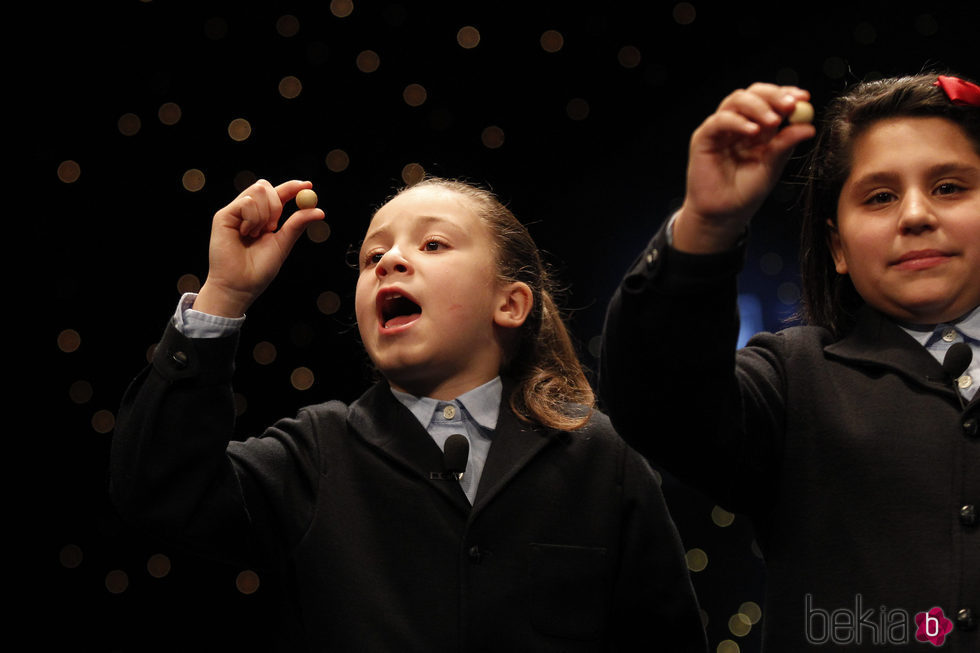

{"left": 799, "top": 71, "right": 980, "bottom": 337}
{"left": 393, "top": 176, "right": 595, "bottom": 431}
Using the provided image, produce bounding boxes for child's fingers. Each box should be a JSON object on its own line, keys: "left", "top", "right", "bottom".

{"left": 717, "top": 83, "right": 810, "bottom": 129}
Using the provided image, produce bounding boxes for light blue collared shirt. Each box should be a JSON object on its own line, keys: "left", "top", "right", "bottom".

{"left": 173, "top": 292, "right": 499, "bottom": 503}
{"left": 390, "top": 378, "right": 500, "bottom": 504}
{"left": 898, "top": 305, "right": 980, "bottom": 401}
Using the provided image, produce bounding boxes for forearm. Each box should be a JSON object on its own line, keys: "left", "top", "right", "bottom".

{"left": 109, "top": 321, "right": 252, "bottom": 554}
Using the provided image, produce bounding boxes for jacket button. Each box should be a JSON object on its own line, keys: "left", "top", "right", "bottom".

{"left": 169, "top": 350, "right": 189, "bottom": 369}
{"left": 960, "top": 504, "right": 978, "bottom": 527}
{"left": 956, "top": 607, "right": 976, "bottom": 631}
{"left": 963, "top": 418, "right": 978, "bottom": 438}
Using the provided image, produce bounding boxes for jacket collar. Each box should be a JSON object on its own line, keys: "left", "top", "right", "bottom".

{"left": 824, "top": 305, "right": 959, "bottom": 397}
{"left": 346, "top": 378, "right": 556, "bottom": 516}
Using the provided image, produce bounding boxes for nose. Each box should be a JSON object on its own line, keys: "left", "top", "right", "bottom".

{"left": 375, "top": 246, "right": 412, "bottom": 278}
{"left": 897, "top": 189, "right": 939, "bottom": 235}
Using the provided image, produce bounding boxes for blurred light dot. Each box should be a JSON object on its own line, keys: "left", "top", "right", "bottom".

{"left": 673, "top": 2, "right": 697, "bottom": 25}
{"left": 307, "top": 220, "right": 331, "bottom": 243}
{"left": 685, "top": 547, "right": 708, "bottom": 572}
{"left": 760, "top": 252, "right": 783, "bottom": 275}
{"left": 117, "top": 113, "right": 141, "bottom": 136}
{"left": 291, "top": 366, "right": 315, "bottom": 391}
{"left": 588, "top": 334, "right": 601, "bottom": 359}
{"left": 914, "top": 13, "right": 939, "bottom": 36}
{"left": 236, "top": 569, "right": 261, "bottom": 594}
{"left": 717, "top": 640, "right": 740, "bottom": 653}
{"left": 403, "top": 83, "right": 427, "bottom": 107}
{"left": 617, "top": 45, "right": 642, "bottom": 68}
{"left": 356, "top": 50, "right": 380, "bottom": 73}
{"left": 457, "top": 25, "right": 480, "bottom": 49}
{"left": 853, "top": 21, "right": 876, "bottom": 45}
{"left": 279, "top": 75, "right": 303, "bottom": 99}
{"left": 57, "top": 160, "right": 81, "bottom": 184}
{"left": 822, "top": 56, "right": 848, "bottom": 80}
{"left": 57, "top": 329, "right": 81, "bottom": 353}
{"left": 147, "top": 553, "right": 171, "bottom": 578}
{"left": 317, "top": 291, "right": 341, "bottom": 315}
{"left": 234, "top": 392, "right": 248, "bottom": 417}
{"left": 777, "top": 281, "right": 801, "bottom": 305}
{"left": 740, "top": 601, "right": 762, "bottom": 624}
{"left": 330, "top": 0, "right": 353, "bottom": 18}
{"left": 182, "top": 168, "right": 206, "bottom": 192}
{"left": 234, "top": 170, "right": 258, "bottom": 192}
{"left": 59, "top": 544, "right": 83, "bottom": 569}
{"left": 253, "top": 341, "right": 277, "bottom": 365}
{"left": 401, "top": 162, "right": 425, "bottom": 185}
{"left": 481, "top": 125, "right": 505, "bottom": 149}
{"left": 92, "top": 409, "right": 115, "bottom": 434}
{"left": 729, "top": 613, "right": 752, "bottom": 637}
{"left": 711, "top": 505, "right": 735, "bottom": 527}
{"left": 566, "top": 97, "right": 590, "bottom": 121}
{"left": 105, "top": 569, "right": 129, "bottom": 594}
{"left": 204, "top": 16, "right": 228, "bottom": 40}
{"left": 158, "top": 102, "right": 182, "bottom": 125}
{"left": 177, "top": 273, "right": 202, "bottom": 294}
{"left": 69, "top": 380, "right": 94, "bottom": 405}
{"left": 540, "top": 29, "right": 564, "bottom": 53}
{"left": 228, "top": 118, "right": 252, "bottom": 141}
{"left": 276, "top": 14, "right": 300, "bottom": 37}
{"left": 326, "top": 149, "right": 350, "bottom": 172}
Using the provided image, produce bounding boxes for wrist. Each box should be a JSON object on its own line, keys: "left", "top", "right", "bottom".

{"left": 672, "top": 207, "right": 748, "bottom": 254}
{"left": 193, "top": 282, "right": 253, "bottom": 318}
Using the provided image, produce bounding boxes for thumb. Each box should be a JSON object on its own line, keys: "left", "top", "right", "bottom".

{"left": 274, "top": 208, "right": 326, "bottom": 252}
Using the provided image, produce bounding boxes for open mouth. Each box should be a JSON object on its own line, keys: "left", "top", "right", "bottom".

{"left": 380, "top": 292, "right": 422, "bottom": 329}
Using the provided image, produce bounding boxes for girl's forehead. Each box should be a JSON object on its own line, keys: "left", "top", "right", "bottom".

{"left": 367, "top": 186, "right": 483, "bottom": 234}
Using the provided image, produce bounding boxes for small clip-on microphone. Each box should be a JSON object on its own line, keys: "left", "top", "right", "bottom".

{"left": 942, "top": 341, "right": 973, "bottom": 410}
{"left": 430, "top": 433, "right": 469, "bottom": 481}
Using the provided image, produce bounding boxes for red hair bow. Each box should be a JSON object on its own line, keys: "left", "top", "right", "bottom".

{"left": 934, "top": 75, "right": 980, "bottom": 107}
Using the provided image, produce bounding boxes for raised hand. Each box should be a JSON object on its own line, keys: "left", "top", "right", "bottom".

{"left": 673, "top": 83, "right": 816, "bottom": 253}
{"left": 194, "top": 179, "right": 325, "bottom": 317}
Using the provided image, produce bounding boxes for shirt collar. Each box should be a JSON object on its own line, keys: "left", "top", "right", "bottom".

{"left": 390, "top": 376, "right": 502, "bottom": 431}
{"left": 897, "top": 305, "right": 980, "bottom": 347}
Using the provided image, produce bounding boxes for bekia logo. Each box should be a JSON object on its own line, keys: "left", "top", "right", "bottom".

{"left": 805, "top": 594, "right": 954, "bottom": 646}
{"left": 914, "top": 607, "right": 953, "bottom": 647}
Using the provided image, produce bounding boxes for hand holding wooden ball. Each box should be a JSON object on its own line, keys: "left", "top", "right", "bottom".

{"left": 296, "top": 189, "right": 318, "bottom": 209}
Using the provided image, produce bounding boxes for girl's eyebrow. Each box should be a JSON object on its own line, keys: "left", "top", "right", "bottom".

{"left": 362, "top": 215, "right": 467, "bottom": 244}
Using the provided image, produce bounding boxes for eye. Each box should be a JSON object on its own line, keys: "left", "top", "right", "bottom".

{"left": 865, "top": 191, "right": 895, "bottom": 205}
{"left": 935, "top": 182, "right": 963, "bottom": 196}
{"left": 362, "top": 250, "right": 384, "bottom": 268}
{"left": 422, "top": 238, "right": 447, "bottom": 252}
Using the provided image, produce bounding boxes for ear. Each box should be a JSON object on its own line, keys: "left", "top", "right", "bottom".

{"left": 827, "top": 219, "right": 849, "bottom": 275}
{"left": 493, "top": 281, "right": 533, "bottom": 329}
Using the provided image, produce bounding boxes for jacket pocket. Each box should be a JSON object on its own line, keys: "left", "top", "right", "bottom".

{"left": 528, "top": 543, "right": 610, "bottom": 640}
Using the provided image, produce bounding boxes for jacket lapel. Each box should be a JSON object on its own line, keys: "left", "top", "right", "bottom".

{"left": 824, "top": 306, "right": 960, "bottom": 398}
{"left": 348, "top": 382, "right": 471, "bottom": 512}
{"left": 471, "top": 388, "right": 555, "bottom": 513}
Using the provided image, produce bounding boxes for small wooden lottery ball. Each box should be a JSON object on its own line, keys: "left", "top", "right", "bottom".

{"left": 789, "top": 101, "right": 814, "bottom": 124}
{"left": 296, "top": 189, "right": 318, "bottom": 209}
